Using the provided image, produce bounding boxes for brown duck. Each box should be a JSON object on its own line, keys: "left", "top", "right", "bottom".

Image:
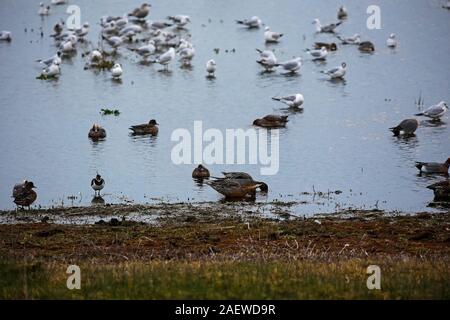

{"left": 221, "top": 172, "right": 268, "bottom": 192}
{"left": 358, "top": 41, "right": 375, "bottom": 52}
{"left": 88, "top": 124, "right": 106, "bottom": 140}
{"left": 129, "top": 119, "right": 159, "bottom": 135}
{"left": 12, "top": 181, "right": 37, "bottom": 209}
{"left": 192, "top": 164, "right": 210, "bottom": 178}
{"left": 206, "top": 179, "right": 261, "bottom": 199}
{"left": 427, "top": 180, "right": 450, "bottom": 201}
{"left": 253, "top": 115, "right": 288, "bottom": 128}
{"left": 314, "top": 42, "right": 337, "bottom": 51}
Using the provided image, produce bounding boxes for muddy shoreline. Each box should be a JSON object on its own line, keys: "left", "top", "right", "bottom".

{"left": 0, "top": 203, "right": 449, "bottom": 263}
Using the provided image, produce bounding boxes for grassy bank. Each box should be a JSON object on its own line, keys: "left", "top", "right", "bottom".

{"left": 1, "top": 259, "right": 449, "bottom": 299}
{"left": 0, "top": 206, "right": 449, "bottom": 299}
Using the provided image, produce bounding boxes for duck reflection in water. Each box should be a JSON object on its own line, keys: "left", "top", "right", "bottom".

{"left": 91, "top": 195, "right": 105, "bottom": 206}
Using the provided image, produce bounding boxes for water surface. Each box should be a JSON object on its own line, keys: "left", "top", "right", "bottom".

{"left": 0, "top": 0, "right": 449, "bottom": 214}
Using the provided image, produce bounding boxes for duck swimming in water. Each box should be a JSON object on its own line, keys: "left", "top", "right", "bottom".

{"left": 129, "top": 119, "right": 159, "bottom": 136}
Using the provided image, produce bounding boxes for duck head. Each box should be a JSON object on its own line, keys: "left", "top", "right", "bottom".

{"left": 149, "top": 119, "right": 159, "bottom": 125}
{"left": 26, "top": 181, "right": 36, "bottom": 189}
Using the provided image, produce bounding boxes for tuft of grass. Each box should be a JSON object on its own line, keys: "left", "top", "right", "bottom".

{"left": 100, "top": 108, "right": 120, "bottom": 116}
{"left": 91, "top": 59, "right": 115, "bottom": 70}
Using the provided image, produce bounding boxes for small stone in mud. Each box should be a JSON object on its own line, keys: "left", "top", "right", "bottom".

{"left": 409, "top": 231, "right": 433, "bottom": 241}
{"left": 34, "top": 228, "right": 63, "bottom": 237}
{"left": 416, "top": 212, "right": 432, "bottom": 219}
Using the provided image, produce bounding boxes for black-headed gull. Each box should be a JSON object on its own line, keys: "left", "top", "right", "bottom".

{"left": 168, "top": 15, "right": 191, "bottom": 28}
{"left": 155, "top": 47, "right": 176, "bottom": 70}
{"left": 337, "top": 34, "right": 361, "bottom": 45}
{"left": 89, "top": 49, "right": 102, "bottom": 62}
{"left": 321, "top": 62, "right": 347, "bottom": 79}
{"left": 272, "top": 94, "right": 304, "bottom": 109}
{"left": 179, "top": 46, "right": 195, "bottom": 66}
{"left": 236, "top": 16, "right": 262, "bottom": 28}
{"left": 275, "top": 57, "right": 302, "bottom": 74}
{"left": 75, "top": 22, "right": 90, "bottom": 38}
{"left": 134, "top": 39, "right": 156, "bottom": 59}
{"left": 415, "top": 101, "right": 448, "bottom": 121}
{"left": 386, "top": 33, "right": 397, "bottom": 48}
{"left": 264, "top": 26, "right": 283, "bottom": 43}
{"left": 42, "top": 61, "right": 61, "bottom": 77}
{"left": 102, "top": 35, "right": 125, "bottom": 51}
{"left": 206, "top": 59, "right": 216, "bottom": 77}
{"left": 338, "top": 6, "right": 348, "bottom": 19}
{"left": 306, "top": 47, "right": 328, "bottom": 60}
{"left": 111, "top": 63, "right": 123, "bottom": 79}
{"left": 38, "top": 2, "right": 50, "bottom": 16}
{"left": 256, "top": 48, "right": 277, "bottom": 71}
{"left": 312, "top": 18, "right": 342, "bottom": 33}
{"left": 37, "top": 51, "right": 62, "bottom": 66}
{"left": 0, "top": 31, "right": 12, "bottom": 41}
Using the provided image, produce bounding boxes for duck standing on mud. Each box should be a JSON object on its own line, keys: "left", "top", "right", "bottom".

{"left": 206, "top": 172, "right": 268, "bottom": 200}
{"left": 91, "top": 174, "right": 105, "bottom": 196}
{"left": 12, "top": 180, "right": 37, "bottom": 209}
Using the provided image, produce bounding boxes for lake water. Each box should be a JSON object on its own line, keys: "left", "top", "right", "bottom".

{"left": 0, "top": 0, "right": 449, "bottom": 214}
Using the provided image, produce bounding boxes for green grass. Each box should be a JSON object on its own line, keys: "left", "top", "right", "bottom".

{"left": 1, "top": 259, "right": 449, "bottom": 299}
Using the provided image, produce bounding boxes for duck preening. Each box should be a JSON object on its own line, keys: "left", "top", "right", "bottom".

{"left": 206, "top": 172, "right": 268, "bottom": 199}
{"left": 91, "top": 174, "right": 105, "bottom": 196}
{"left": 129, "top": 119, "right": 159, "bottom": 135}
{"left": 192, "top": 164, "right": 210, "bottom": 179}
{"left": 253, "top": 115, "right": 288, "bottom": 128}
{"left": 415, "top": 157, "right": 450, "bottom": 175}
{"left": 12, "top": 180, "right": 37, "bottom": 209}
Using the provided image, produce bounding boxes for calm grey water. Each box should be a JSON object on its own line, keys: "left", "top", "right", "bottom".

{"left": 0, "top": 0, "right": 449, "bottom": 214}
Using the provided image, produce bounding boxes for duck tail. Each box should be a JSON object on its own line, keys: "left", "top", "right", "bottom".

{"left": 256, "top": 181, "right": 269, "bottom": 192}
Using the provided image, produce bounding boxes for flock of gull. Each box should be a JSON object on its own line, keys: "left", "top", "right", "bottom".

{"left": 2, "top": 2, "right": 449, "bottom": 209}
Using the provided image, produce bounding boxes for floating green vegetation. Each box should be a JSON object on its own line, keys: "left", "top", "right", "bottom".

{"left": 36, "top": 73, "right": 57, "bottom": 80}
{"left": 101, "top": 108, "right": 120, "bottom": 116}
{"left": 92, "top": 59, "right": 115, "bottom": 70}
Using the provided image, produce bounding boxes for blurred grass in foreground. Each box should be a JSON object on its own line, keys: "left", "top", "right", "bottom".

{"left": 1, "top": 259, "right": 448, "bottom": 299}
